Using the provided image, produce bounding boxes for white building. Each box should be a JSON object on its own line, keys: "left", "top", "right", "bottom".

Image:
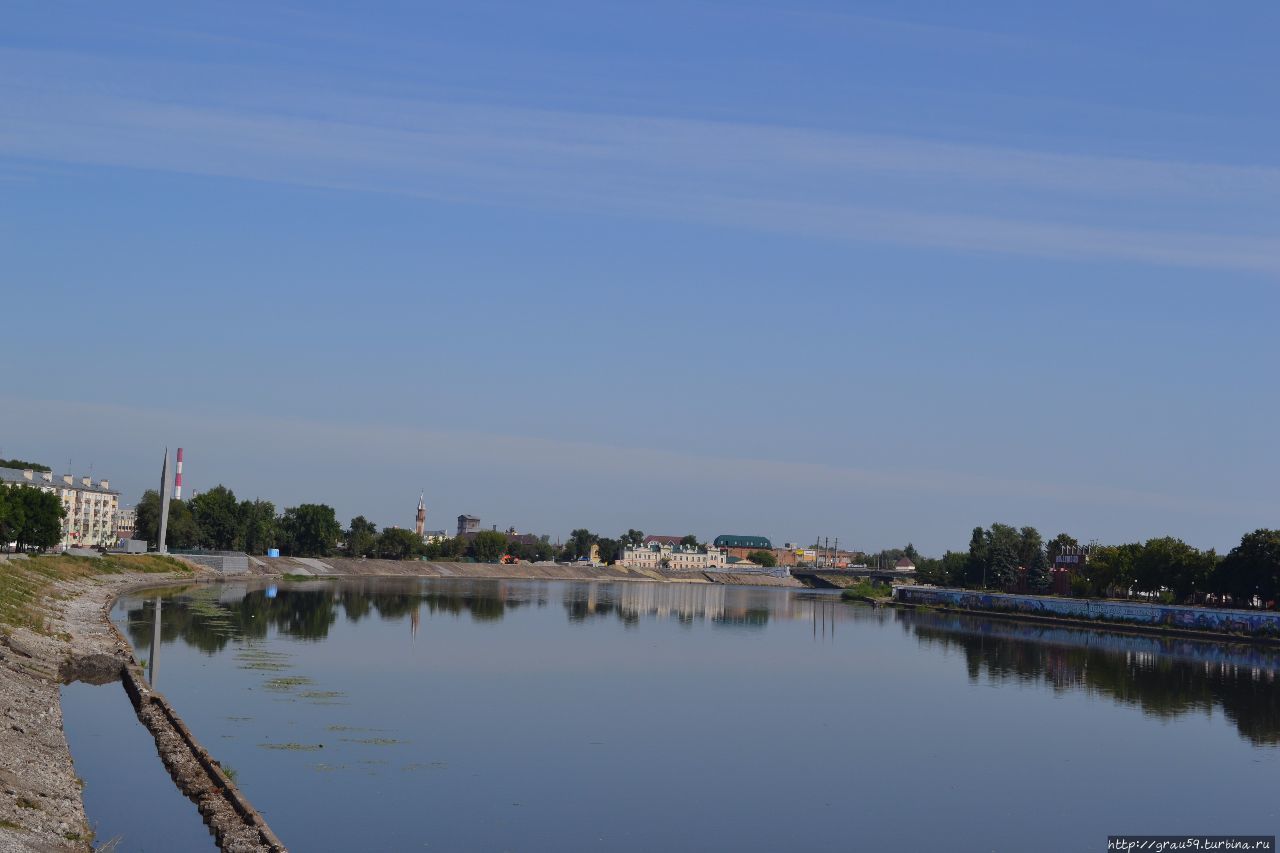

{"left": 617, "top": 541, "right": 727, "bottom": 571}
{"left": 0, "top": 467, "right": 120, "bottom": 549}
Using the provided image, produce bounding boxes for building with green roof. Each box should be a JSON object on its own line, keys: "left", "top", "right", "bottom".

{"left": 712, "top": 534, "right": 773, "bottom": 550}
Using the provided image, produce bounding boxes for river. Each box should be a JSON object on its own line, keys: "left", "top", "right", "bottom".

{"left": 68, "top": 577, "right": 1279, "bottom": 851}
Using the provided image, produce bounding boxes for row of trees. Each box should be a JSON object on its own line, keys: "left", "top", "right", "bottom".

{"left": 911, "top": 522, "right": 1280, "bottom": 609}
{"left": 135, "top": 487, "right": 343, "bottom": 558}
{"left": 0, "top": 486, "right": 65, "bottom": 551}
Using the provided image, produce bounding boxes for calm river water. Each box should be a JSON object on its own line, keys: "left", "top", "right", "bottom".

{"left": 84, "top": 578, "right": 1279, "bottom": 851}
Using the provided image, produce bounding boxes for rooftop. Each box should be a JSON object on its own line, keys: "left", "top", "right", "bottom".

{"left": 0, "top": 467, "right": 118, "bottom": 494}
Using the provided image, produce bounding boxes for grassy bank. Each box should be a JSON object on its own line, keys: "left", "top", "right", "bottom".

{"left": 0, "top": 553, "right": 189, "bottom": 635}
{"left": 840, "top": 580, "right": 893, "bottom": 601}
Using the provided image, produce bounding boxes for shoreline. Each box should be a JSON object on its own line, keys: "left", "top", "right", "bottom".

{"left": 22, "top": 558, "right": 1275, "bottom": 852}
{"left": 0, "top": 562, "right": 286, "bottom": 853}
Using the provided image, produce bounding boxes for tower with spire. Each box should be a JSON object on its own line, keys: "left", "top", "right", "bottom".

{"left": 414, "top": 493, "right": 426, "bottom": 537}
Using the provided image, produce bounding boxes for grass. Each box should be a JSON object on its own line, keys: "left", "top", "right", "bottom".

{"left": 220, "top": 764, "right": 239, "bottom": 783}
{"left": 0, "top": 553, "right": 190, "bottom": 635}
{"left": 841, "top": 580, "right": 893, "bottom": 601}
{"left": 0, "top": 818, "right": 22, "bottom": 831}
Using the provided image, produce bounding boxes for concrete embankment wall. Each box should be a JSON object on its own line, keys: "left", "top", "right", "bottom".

{"left": 260, "top": 556, "right": 802, "bottom": 587}
{"left": 894, "top": 586, "right": 1280, "bottom": 639}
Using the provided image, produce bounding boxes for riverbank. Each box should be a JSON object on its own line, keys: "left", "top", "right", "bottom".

{"left": 892, "top": 585, "right": 1280, "bottom": 645}
{"left": 251, "top": 555, "right": 804, "bottom": 587}
{"left": 0, "top": 554, "right": 191, "bottom": 851}
{"left": 0, "top": 554, "right": 285, "bottom": 853}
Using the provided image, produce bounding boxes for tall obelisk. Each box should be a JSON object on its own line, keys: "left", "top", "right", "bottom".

{"left": 157, "top": 448, "right": 173, "bottom": 554}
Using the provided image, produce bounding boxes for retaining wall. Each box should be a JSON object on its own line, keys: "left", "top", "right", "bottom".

{"left": 893, "top": 586, "right": 1280, "bottom": 638}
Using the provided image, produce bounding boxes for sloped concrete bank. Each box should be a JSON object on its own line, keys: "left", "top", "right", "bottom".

{"left": 0, "top": 565, "right": 286, "bottom": 853}
{"left": 256, "top": 555, "right": 804, "bottom": 587}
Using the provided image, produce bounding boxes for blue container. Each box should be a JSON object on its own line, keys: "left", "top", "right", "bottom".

{"left": 267, "top": 548, "right": 280, "bottom": 558}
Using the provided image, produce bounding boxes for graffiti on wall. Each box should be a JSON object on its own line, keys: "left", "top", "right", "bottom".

{"left": 894, "top": 587, "right": 1280, "bottom": 638}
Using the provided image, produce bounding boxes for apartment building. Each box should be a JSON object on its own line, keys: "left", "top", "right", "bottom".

{"left": 0, "top": 467, "right": 121, "bottom": 549}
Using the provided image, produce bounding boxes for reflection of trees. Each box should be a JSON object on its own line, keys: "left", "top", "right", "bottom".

{"left": 126, "top": 588, "right": 339, "bottom": 650}
{"left": 906, "top": 611, "right": 1280, "bottom": 745}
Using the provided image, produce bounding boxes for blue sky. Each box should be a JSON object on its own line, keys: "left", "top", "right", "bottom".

{"left": 2, "top": 1, "right": 1278, "bottom": 553}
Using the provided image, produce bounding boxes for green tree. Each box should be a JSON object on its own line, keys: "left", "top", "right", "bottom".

{"left": 469, "top": 529, "right": 508, "bottom": 563}
{"left": 984, "top": 523, "right": 1020, "bottom": 590}
{"left": 133, "top": 489, "right": 198, "bottom": 549}
{"left": 904, "top": 543, "right": 922, "bottom": 564}
{"left": 279, "top": 504, "right": 341, "bottom": 557}
{"left": 346, "top": 516, "right": 378, "bottom": 558}
{"left": 1017, "top": 526, "right": 1043, "bottom": 569}
{"left": 4, "top": 486, "right": 63, "bottom": 550}
{"left": 747, "top": 549, "right": 777, "bottom": 567}
{"left": 966, "top": 526, "right": 987, "bottom": 587}
{"left": 165, "top": 500, "right": 200, "bottom": 549}
{"left": 562, "top": 528, "right": 598, "bottom": 562}
{"left": 237, "top": 499, "right": 278, "bottom": 555}
{"left": 1026, "top": 546, "right": 1051, "bottom": 594}
{"left": 1215, "top": 529, "right": 1280, "bottom": 608}
{"left": 376, "top": 527, "right": 421, "bottom": 560}
{"left": 423, "top": 535, "right": 468, "bottom": 560}
{"left": 0, "top": 459, "right": 51, "bottom": 472}
{"left": 622, "top": 529, "right": 645, "bottom": 546}
{"left": 940, "top": 550, "right": 968, "bottom": 587}
{"left": 135, "top": 489, "right": 162, "bottom": 547}
{"left": 680, "top": 534, "right": 700, "bottom": 548}
{"left": 1045, "top": 532, "right": 1079, "bottom": 565}
{"left": 189, "top": 485, "right": 240, "bottom": 550}
{"left": 596, "top": 536, "right": 621, "bottom": 564}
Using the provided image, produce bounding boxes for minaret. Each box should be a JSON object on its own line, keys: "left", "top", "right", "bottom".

{"left": 414, "top": 493, "right": 426, "bottom": 537}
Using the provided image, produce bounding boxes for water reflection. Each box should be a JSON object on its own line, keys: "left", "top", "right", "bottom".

{"left": 125, "top": 580, "right": 837, "bottom": 652}
{"left": 902, "top": 609, "right": 1280, "bottom": 745}
{"left": 121, "top": 579, "right": 1280, "bottom": 746}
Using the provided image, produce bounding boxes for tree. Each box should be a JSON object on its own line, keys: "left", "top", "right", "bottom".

{"left": 680, "top": 534, "right": 700, "bottom": 549}
{"left": 237, "top": 499, "right": 278, "bottom": 555}
{"left": 423, "top": 535, "right": 467, "bottom": 561}
{"left": 940, "top": 551, "right": 968, "bottom": 587}
{"left": 966, "top": 526, "right": 987, "bottom": 587}
{"left": 1216, "top": 529, "right": 1280, "bottom": 608}
{"left": 1017, "top": 526, "right": 1043, "bottom": 570}
{"left": 622, "top": 529, "right": 645, "bottom": 547}
{"left": 1026, "top": 546, "right": 1051, "bottom": 594}
{"left": 135, "top": 489, "right": 162, "bottom": 547}
{"left": 984, "top": 524, "right": 1020, "bottom": 590}
{"left": 747, "top": 549, "right": 777, "bottom": 567}
{"left": 562, "top": 529, "right": 598, "bottom": 562}
{"left": 470, "top": 529, "right": 508, "bottom": 563}
{"left": 376, "top": 527, "right": 421, "bottom": 560}
{"left": 133, "top": 489, "right": 197, "bottom": 549}
{"left": 346, "top": 516, "right": 378, "bottom": 558}
{"left": 189, "top": 485, "right": 239, "bottom": 550}
{"left": 165, "top": 500, "right": 200, "bottom": 549}
{"left": 3, "top": 486, "right": 63, "bottom": 551}
{"left": 596, "top": 537, "right": 621, "bottom": 564}
{"left": 1045, "top": 532, "right": 1078, "bottom": 565}
{"left": 279, "top": 504, "right": 341, "bottom": 557}
{"left": 904, "top": 543, "right": 921, "bottom": 564}
{"left": 0, "top": 459, "right": 50, "bottom": 472}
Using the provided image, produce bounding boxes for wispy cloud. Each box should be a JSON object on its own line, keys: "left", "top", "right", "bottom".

{"left": 3, "top": 396, "right": 1269, "bottom": 524}
{"left": 2, "top": 47, "right": 1278, "bottom": 273}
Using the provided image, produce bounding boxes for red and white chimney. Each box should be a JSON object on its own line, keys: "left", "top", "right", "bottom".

{"left": 174, "top": 448, "right": 184, "bottom": 499}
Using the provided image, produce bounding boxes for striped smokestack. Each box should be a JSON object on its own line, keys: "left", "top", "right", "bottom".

{"left": 174, "top": 447, "right": 184, "bottom": 499}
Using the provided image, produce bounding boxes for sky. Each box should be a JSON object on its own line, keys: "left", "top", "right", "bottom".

{"left": 2, "top": 1, "right": 1278, "bottom": 554}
